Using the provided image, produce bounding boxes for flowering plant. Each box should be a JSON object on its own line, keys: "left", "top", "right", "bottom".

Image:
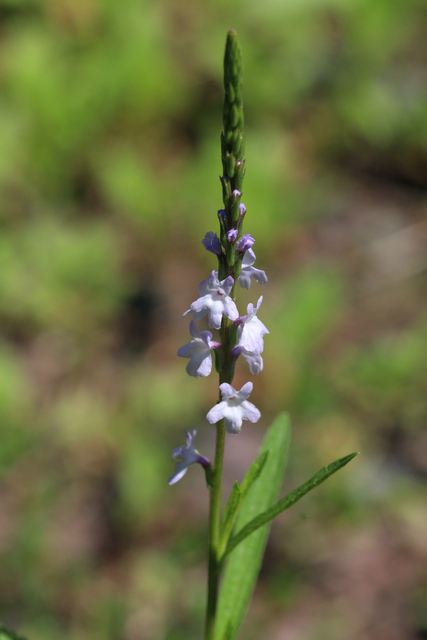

{"left": 171, "top": 30, "right": 358, "bottom": 640}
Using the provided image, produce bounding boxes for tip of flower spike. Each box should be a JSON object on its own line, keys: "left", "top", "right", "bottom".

{"left": 228, "top": 28, "right": 237, "bottom": 36}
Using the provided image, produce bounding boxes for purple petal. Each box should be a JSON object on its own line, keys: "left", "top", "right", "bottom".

{"left": 241, "top": 400, "right": 261, "bottom": 423}
{"left": 223, "top": 298, "right": 239, "bottom": 321}
{"left": 251, "top": 267, "right": 268, "bottom": 286}
{"left": 242, "top": 248, "right": 256, "bottom": 267}
{"left": 191, "top": 295, "right": 210, "bottom": 313}
{"left": 202, "top": 232, "right": 222, "bottom": 256}
{"left": 221, "top": 275, "right": 235, "bottom": 296}
{"left": 194, "top": 353, "right": 212, "bottom": 377}
{"left": 189, "top": 320, "right": 199, "bottom": 339}
{"left": 186, "top": 429, "right": 196, "bottom": 447}
{"left": 227, "top": 229, "right": 238, "bottom": 243}
{"left": 242, "top": 351, "right": 264, "bottom": 375}
{"left": 186, "top": 352, "right": 212, "bottom": 378}
{"left": 208, "top": 306, "right": 223, "bottom": 330}
{"left": 238, "top": 381, "right": 253, "bottom": 399}
{"left": 238, "top": 234, "right": 255, "bottom": 252}
{"left": 223, "top": 407, "right": 243, "bottom": 433}
{"left": 206, "top": 402, "right": 226, "bottom": 424}
{"left": 219, "top": 383, "right": 235, "bottom": 399}
{"left": 177, "top": 343, "right": 195, "bottom": 358}
{"left": 238, "top": 271, "right": 252, "bottom": 289}
{"left": 168, "top": 466, "right": 189, "bottom": 485}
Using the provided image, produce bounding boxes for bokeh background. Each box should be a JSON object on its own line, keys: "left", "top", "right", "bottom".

{"left": 1, "top": 0, "right": 427, "bottom": 638}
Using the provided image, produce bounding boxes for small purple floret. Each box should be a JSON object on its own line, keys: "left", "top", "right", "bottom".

{"left": 218, "top": 209, "right": 227, "bottom": 222}
{"left": 237, "top": 234, "right": 255, "bottom": 253}
{"left": 239, "top": 249, "right": 268, "bottom": 289}
{"left": 232, "top": 189, "right": 241, "bottom": 199}
{"left": 239, "top": 203, "right": 246, "bottom": 217}
{"left": 202, "top": 231, "right": 222, "bottom": 256}
{"left": 227, "top": 229, "right": 238, "bottom": 243}
{"left": 177, "top": 320, "right": 214, "bottom": 378}
{"left": 168, "top": 430, "right": 210, "bottom": 485}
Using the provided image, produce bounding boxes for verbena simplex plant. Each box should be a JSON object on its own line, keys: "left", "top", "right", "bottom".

{"left": 170, "top": 29, "right": 358, "bottom": 640}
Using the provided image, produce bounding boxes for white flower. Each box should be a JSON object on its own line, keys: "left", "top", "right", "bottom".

{"left": 184, "top": 270, "right": 239, "bottom": 329}
{"left": 206, "top": 382, "right": 261, "bottom": 434}
{"left": 240, "top": 350, "right": 263, "bottom": 375}
{"left": 239, "top": 249, "right": 267, "bottom": 289}
{"left": 177, "top": 320, "right": 214, "bottom": 378}
{"left": 238, "top": 296, "right": 269, "bottom": 354}
{"left": 168, "top": 430, "right": 210, "bottom": 485}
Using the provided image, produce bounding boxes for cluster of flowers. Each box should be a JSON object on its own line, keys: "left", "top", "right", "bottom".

{"left": 169, "top": 207, "right": 268, "bottom": 485}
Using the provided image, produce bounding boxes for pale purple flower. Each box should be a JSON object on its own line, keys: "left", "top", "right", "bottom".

{"left": 236, "top": 233, "right": 254, "bottom": 253}
{"left": 232, "top": 189, "right": 241, "bottom": 199}
{"left": 202, "top": 232, "right": 222, "bottom": 256}
{"left": 177, "top": 320, "right": 215, "bottom": 378}
{"left": 239, "top": 249, "right": 268, "bottom": 289}
{"left": 168, "top": 430, "right": 210, "bottom": 485}
{"left": 206, "top": 382, "right": 261, "bottom": 434}
{"left": 237, "top": 296, "right": 269, "bottom": 354}
{"left": 232, "top": 345, "right": 264, "bottom": 375}
{"left": 239, "top": 203, "right": 246, "bottom": 217}
{"left": 231, "top": 297, "right": 268, "bottom": 375}
{"left": 227, "top": 229, "right": 238, "bottom": 243}
{"left": 184, "top": 271, "right": 238, "bottom": 329}
{"left": 241, "top": 350, "right": 263, "bottom": 375}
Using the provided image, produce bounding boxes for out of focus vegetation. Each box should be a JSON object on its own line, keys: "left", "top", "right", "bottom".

{"left": 0, "top": 1, "right": 426, "bottom": 639}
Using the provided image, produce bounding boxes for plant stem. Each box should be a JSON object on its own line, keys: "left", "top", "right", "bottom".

{"left": 205, "top": 419, "right": 226, "bottom": 640}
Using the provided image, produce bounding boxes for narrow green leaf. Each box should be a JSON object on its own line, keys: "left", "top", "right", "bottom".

{"left": 218, "top": 481, "right": 243, "bottom": 557}
{"left": 218, "top": 452, "right": 270, "bottom": 558}
{"left": 215, "top": 413, "right": 291, "bottom": 640}
{"left": 240, "top": 450, "right": 269, "bottom": 500}
{"left": 222, "top": 621, "right": 234, "bottom": 640}
{"left": 225, "top": 452, "right": 359, "bottom": 559}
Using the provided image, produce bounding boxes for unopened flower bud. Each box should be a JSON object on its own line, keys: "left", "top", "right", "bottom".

{"left": 227, "top": 229, "right": 238, "bottom": 243}
{"left": 237, "top": 233, "right": 255, "bottom": 253}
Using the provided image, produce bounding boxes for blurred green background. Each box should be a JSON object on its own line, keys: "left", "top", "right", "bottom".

{"left": 0, "top": 0, "right": 426, "bottom": 638}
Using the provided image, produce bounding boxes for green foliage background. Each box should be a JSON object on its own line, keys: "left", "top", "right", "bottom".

{"left": 0, "top": 0, "right": 426, "bottom": 638}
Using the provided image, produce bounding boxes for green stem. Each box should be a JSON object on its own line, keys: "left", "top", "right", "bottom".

{"left": 205, "top": 419, "right": 226, "bottom": 640}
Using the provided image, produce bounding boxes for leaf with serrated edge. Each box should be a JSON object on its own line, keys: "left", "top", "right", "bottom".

{"left": 215, "top": 413, "right": 291, "bottom": 640}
